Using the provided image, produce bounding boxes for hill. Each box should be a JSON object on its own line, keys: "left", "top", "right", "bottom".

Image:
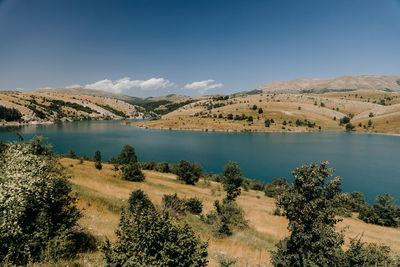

{"left": 59, "top": 158, "right": 400, "bottom": 266}
{"left": 133, "top": 89, "right": 400, "bottom": 134}
{"left": 0, "top": 90, "right": 147, "bottom": 125}
{"left": 36, "top": 87, "right": 141, "bottom": 102}
{"left": 257, "top": 75, "right": 400, "bottom": 93}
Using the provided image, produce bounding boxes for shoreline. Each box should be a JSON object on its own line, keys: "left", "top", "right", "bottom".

{"left": 131, "top": 123, "right": 400, "bottom": 136}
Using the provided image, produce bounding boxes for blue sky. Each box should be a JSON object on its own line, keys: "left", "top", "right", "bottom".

{"left": 0, "top": 0, "right": 399, "bottom": 97}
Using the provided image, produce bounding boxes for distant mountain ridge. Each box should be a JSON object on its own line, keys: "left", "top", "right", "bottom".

{"left": 257, "top": 75, "right": 400, "bottom": 93}
{"left": 36, "top": 87, "right": 140, "bottom": 102}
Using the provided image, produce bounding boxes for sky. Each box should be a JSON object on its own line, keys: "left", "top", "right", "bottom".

{"left": 0, "top": 0, "right": 400, "bottom": 97}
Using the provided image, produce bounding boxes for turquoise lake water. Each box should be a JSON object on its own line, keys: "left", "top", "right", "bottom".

{"left": 1, "top": 120, "right": 399, "bottom": 203}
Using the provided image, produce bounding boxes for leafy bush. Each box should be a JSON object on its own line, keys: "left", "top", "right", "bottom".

{"left": 102, "top": 190, "right": 208, "bottom": 266}
{"left": 264, "top": 177, "right": 288, "bottom": 198}
{"left": 121, "top": 163, "right": 145, "bottom": 182}
{"left": 344, "top": 237, "right": 393, "bottom": 266}
{"left": 64, "top": 149, "right": 79, "bottom": 159}
{"left": 202, "top": 199, "right": 248, "bottom": 238}
{"left": 0, "top": 140, "right": 84, "bottom": 265}
{"left": 359, "top": 193, "right": 399, "bottom": 227}
{"left": 156, "top": 161, "right": 170, "bottom": 173}
{"left": 162, "top": 193, "right": 186, "bottom": 217}
{"left": 141, "top": 160, "right": 157, "bottom": 170}
{"left": 95, "top": 160, "right": 102, "bottom": 170}
{"left": 185, "top": 197, "right": 203, "bottom": 214}
{"left": 174, "top": 160, "right": 202, "bottom": 185}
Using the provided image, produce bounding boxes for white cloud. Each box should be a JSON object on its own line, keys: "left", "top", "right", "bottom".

{"left": 84, "top": 77, "right": 174, "bottom": 93}
{"left": 184, "top": 79, "right": 223, "bottom": 94}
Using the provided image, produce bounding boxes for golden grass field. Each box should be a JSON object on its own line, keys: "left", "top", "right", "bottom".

{"left": 134, "top": 90, "right": 400, "bottom": 135}
{"left": 58, "top": 158, "right": 400, "bottom": 266}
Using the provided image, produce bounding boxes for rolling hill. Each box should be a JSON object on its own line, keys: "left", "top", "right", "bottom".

{"left": 257, "top": 75, "right": 400, "bottom": 93}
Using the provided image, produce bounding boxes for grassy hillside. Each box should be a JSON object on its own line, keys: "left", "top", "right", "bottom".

{"left": 0, "top": 91, "right": 146, "bottom": 125}
{"left": 134, "top": 90, "right": 400, "bottom": 134}
{"left": 60, "top": 158, "right": 400, "bottom": 266}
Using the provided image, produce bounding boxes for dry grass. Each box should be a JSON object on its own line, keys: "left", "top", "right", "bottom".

{"left": 134, "top": 90, "right": 400, "bottom": 134}
{"left": 60, "top": 158, "right": 400, "bottom": 266}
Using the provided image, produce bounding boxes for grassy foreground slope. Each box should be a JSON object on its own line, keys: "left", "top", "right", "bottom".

{"left": 134, "top": 90, "right": 400, "bottom": 134}
{"left": 61, "top": 158, "right": 400, "bottom": 266}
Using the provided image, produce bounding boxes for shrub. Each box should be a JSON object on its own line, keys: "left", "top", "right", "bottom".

{"left": 359, "top": 193, "right": 399, "bottom": 227}
{"left": 174, "top": 160, "right": 202, "bottom": 185}
{"left": 162, "top": 193, "right": 186, "bottom": 217}
{"left": 222, "top": 161, "right": 244, "bottom": 201}
{"left": 140, "top": 160, "right": 157, "bottom": 170}
{"left": 202, "top": 199, "right": 248, "bottom": 238}
{"left": 345, "top": 123, "right": 355, "bottom": 132}
{"left": 65, "top": 149, "right": 78, "bottom": 159}
{"left": 102, "top": 190, "right": 208, "bottom": 266}
{"left": 185, "top": 197, "right": 203, "bottom": 214}
{"left": 118, "top": 144, "right": 137, "bottom": 165}
{"left": 95, "top": 160, "right": 102, "bottom": 170}
{"left": 0, "top": 140, "right": 83, "bottom": 265}
{"left": 340, "top": 116, "right": 351, "bottom": 125}
{"left": 121, "top": 163, "right": 145, "bottom": 182}
{"left": 156, "top": 161, "right": 170, "bottom": 173}
{"left": 264, "top": 177, "right": 288, "bottom": 198}
{"left": 344, "top": 237, "right": 393, "bottom": 266}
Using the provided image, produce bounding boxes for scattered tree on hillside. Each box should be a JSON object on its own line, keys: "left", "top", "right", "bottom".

{"left": 118, "top": 144, "right": 137, "bottom": 165}
{"left": 271, "top": 161, "right": 345, "bottom": 266}
{"left": 121, "top": 162, "right": 145, "bottom": 182}
{"left": 222, "top": 161, "right": 244, "bottom": 201}
{"left": 271, "top": 161, "right": 395, "bottom": 266}
{"left": 174, "top": 160, "right": 202, "bottom": 185}
{"left": 94, "top": 150, "right": 101, "bottom": 162}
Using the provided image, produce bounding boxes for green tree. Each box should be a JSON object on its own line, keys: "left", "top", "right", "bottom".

{"left": 258, "top": 108, "right": 263, "bottom": 114}
{"left": 344, "top": 237, "right": 393, "bottom": 266}
{"left": 345, "top": 123, "right": 355, "bottom": 132}
{"left": 121, "top": 162, "right": 145, "bottom": 182}
{"left": 0, "top": 140, "right": 84, "bottom": 265}
{"left": 359, "top": 193, "right": 399, "bottom": 227}
{"left": 252, "top": 104, "right": 257, "bottom": 110}
{"left": 174, "top": 160, "right": 202, "bottom": 185}
{"left": 118, "top": 144, "right": 138, "bottom": 165}
{"left": 222, "top": 161, "right": 244, "bottom": 201}
{"left": 271, "top": 161, "right": 345, "bottom": 266}
{"left": 102, "top": 190, "right": 208, "bottom": 266}
{"left": 94, "top": 150, "right": 101, "bottom": 162}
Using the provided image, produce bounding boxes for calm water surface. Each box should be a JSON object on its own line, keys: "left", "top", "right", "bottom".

{"left": 1, "top": 120, "right": 399, "bottom": 203}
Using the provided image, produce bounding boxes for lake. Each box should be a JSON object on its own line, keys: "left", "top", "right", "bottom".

{"left": 1, "top": 120, "right": 399, "bottom": 203}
